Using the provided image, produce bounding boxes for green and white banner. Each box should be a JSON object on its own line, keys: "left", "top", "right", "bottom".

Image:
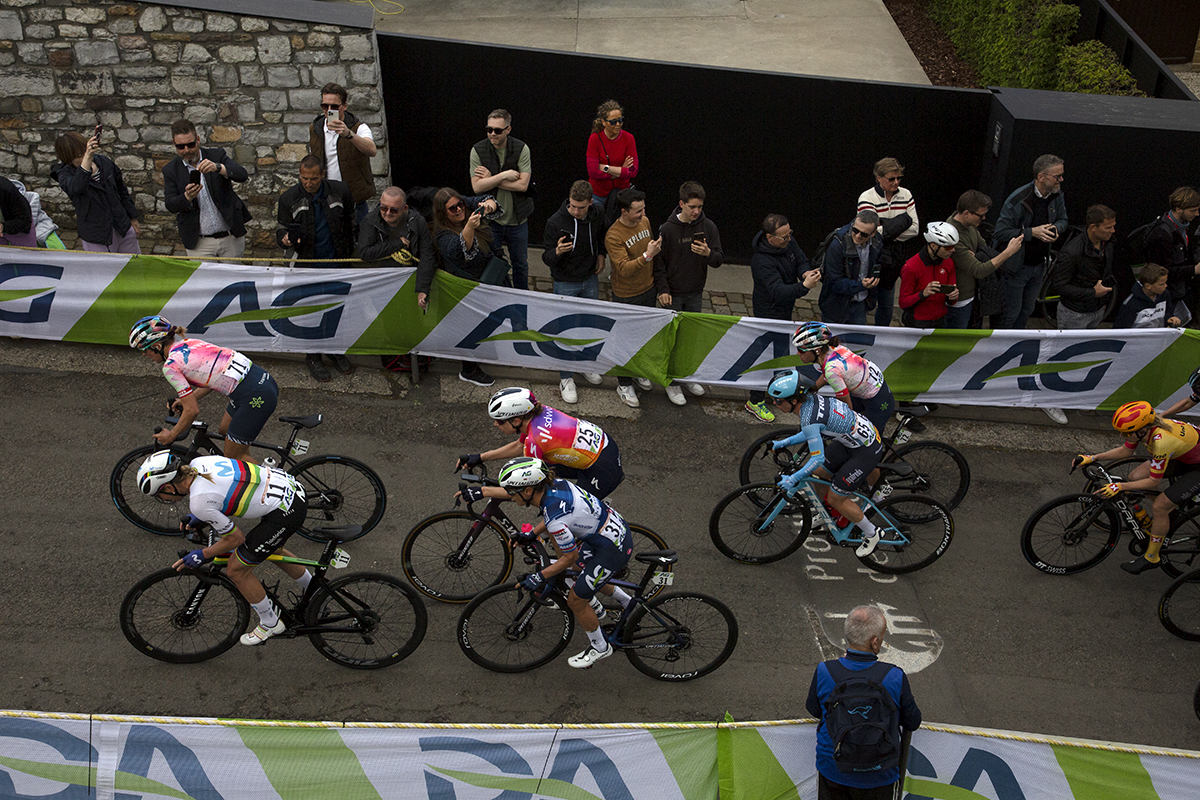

{"left": 2, "top": 248, "right": 1195, "bottom": 410}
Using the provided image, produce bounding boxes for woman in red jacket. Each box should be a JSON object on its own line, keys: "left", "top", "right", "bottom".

{"left": 586, "top": 100, "right": 639, "bottom": 212}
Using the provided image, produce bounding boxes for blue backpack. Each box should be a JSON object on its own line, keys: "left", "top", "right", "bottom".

{"left": 821, "top": 659, "right": 902, "bottom": 773}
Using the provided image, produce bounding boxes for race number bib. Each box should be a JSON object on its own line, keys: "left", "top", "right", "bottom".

{"left": 259, "top": 470, "right": 300, "bottom": 512}
{"left": 571, "top": 420, "right": 604, "bottom": 456}
{"left": 222, "top": 352, "right": 252, "bottom": 384}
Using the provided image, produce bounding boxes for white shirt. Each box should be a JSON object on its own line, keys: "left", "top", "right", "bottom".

{"left": 323, "top": 120, "right": 373, "bottom": 182}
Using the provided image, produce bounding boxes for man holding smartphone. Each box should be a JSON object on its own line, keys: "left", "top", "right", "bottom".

{"left": 898, "top": 222, "right": 959, "bottom": 327}
{"left": 993, "top": 154, "right": 1068, "bottom": 330}
{"left": 308, "top": 82, "right": 377, "bottom": 225}
{"left": 163, "top": 118, "right": 251, "bottom": 259}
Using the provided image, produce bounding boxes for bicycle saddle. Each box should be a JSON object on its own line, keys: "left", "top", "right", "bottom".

{"left": 308, "top": 524, "right": 362, "bottom": 542}
{"left": 878, "top": 462, "right": 915, "bottom": 478}
{"left": 635, "top": 550, "right": 678, "bottom": 566}
{"left": 896, "top": 405, "right": 931, "bottom": 418}
{"left": 279, "top": 414, "right": 323, "bottom": 428}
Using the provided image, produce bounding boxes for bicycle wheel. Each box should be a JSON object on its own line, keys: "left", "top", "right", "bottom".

{"left": 738, "top": 428, "right": 801, "bottom": 487}
{"left": 110, "top": 444, "right": 193, "bottom": 534}
{"left": 858, "top": 495, "right": 954, "bottom": 574}
{"left": 290, "top": 455, "right": 387, "bottom": 542}
{"left": 709, "top": 482, "right": 812, "bottom": 564}
{"left": 622, "top": 592, "right": 739, "bottom": 681}
{"left": 1020, "top": 494, "right": 1120, "bottom": 575}
{"left": 401, "top": 511, "right": 513, "bottom": 603}
{"left": 457, "top": 583, "right": 574, "bottom": 673}
{"left": 120, "top": 568, "right": 250, "bottom": 663}
{"left": 1161, "top": 509, "right": 1200, "bottom": 579}
{"left": 623, "top": 524, "right": 671, "bottom": 601}
{"left": 1158, "top": 570, "right": 1200, "bottom": 641}
{"left": 886, "top": 441, "right": 970, "bottom": 512}
{"left": 306, "top": 572, "right": 428, "bottom": 669}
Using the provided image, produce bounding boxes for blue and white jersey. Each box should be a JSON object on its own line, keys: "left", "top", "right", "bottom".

{"left": 539, "top": 478, "right": 628, "bottom": 555}
{"left": 798, "top": 394, "right": 878, "bottom": 449}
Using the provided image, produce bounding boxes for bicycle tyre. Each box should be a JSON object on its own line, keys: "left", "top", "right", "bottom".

{"left": 622, "top": 592, "right": 739, "bottom": 681}
{"left": 110, "top": 444, "right": 195, "bottom": 535}
{"left": 738, "top": 428, "right": 802, "bottom": 487}
{"left": 120, "top": 568, "right": 250, "bottom": 663}
{"left": 1158, "top": 570, "right": 1200, "bottom": 641}
{"left": 623, "top": 524, "right": 671, "bottom": 601}
{"left": 290, "top": 455, "right": 386, "bottom": 542}
{"left": 1020, "top": 494, "right": 1120, "bottom": 575}
{"left": 857, "top": 495, "right": 954, "bottom": 574}
{"left": 457, "top": 583, "right": 574, "bottom": 673}
{"left": 887, "top": 441, "right": 971, "bottom": 512}
{"left": 709, "top": 482, "right": 812, "bottom": 564}
{"left": 305, "top": 572, "right": 428, "bottom": 669}
{"left": 401, "top": 511, "right": 514, "bottom": 603}
{"left": 1160, "top": 508, "right": 1200, "bottom": 579}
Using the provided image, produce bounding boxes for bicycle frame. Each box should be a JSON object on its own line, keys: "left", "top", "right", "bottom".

{"left": 167, "top": 416, "right": 310, "bottom": 468}
{"left": 1079, "top": 463, "right": 1152, "bottom": 543}
{"left": 758, "top": 477, "right": 906, "bottom": 549}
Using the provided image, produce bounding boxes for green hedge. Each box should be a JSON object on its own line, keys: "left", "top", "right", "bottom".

{"left": 1057, "top": 40, "right": 1147, "bottom": 96}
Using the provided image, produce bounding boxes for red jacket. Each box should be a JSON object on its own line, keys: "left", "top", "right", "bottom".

{"left": 899, "top": 248, "right": 955, "bottom": 322}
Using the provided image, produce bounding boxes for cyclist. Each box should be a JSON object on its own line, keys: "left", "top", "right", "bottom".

{"left": 457, "top": 387, "right": 623, "bottom": 500}
{"left": 767, "top": 368, "right": 886, "bottom": 556}
{"left": 792, "top": 321, "right": 895, "bottom": 435}
{"left": 1075, "top": 400, "right": 1200, "bottom": 574}
{"left": 1161, "top": 368, "right": 1200, "bottom": 419}
{"left": 137, "top": 450, "right": 311, "bottom": 644}
{"left": 457, "top": 456, "right": 635, "bottom": 669}
{"left": 130, "top": 315, "right": 278, "bottom": 464}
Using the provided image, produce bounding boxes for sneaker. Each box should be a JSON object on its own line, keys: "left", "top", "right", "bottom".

{"left": 240, "top": 618, "right": 286, "bottom": 646}
{"left": 665, "top": 385, "right": 686, "bottom": 406}
{"left": 588, "top": 596, "right": 608, "bottom": 620}
{"left": 686, "top": 382, "right": 706, "bottom": 397}
{"left": 745, "top": 400, "right": 775, "bottom": 422}
{"left": 305, "top": 354, "right": 330, "bottom": 383}
{"left": 1042, "top": 406, "right": 1068, "bottom": 425}
{"left": 855, "top": 532, "right": 882, "bottom": 557}
{"left": 560, "top": 377, "right": 578, "bottom": 404}
{"left": 582, "top": 372, "right": 604, "bottom": 385}
{"left": 1120, "top": 556, "right": 1160, "bottom": 575}
{"left": 330, "top": 354, "right": 353, "bottom": 375}
{"left": 458, "top": 365, "right": 494, "bottom": 387}
{"left": 617, "top": 384, "right": 640, "bottom": 408}
{"left": 635, "top": 378, "right": 653, "bottom": 390}
{"left": 567, "top": 643, "right": 612, "bottom": 669}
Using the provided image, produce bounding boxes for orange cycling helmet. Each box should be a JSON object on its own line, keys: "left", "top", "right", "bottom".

{"left": 1112, "top": 401, "right": 1156, "bottom": 434}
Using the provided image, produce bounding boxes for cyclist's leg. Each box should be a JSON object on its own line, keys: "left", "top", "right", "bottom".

{"left": 229, "top": 502, "right": 307, "bottom": 620}
{"left": 579, "top": 441, "right": 623, "bottom": 500}
{"left": 222, "top": 367, "right": 279, "bottom": 463}
{"left": 1150, "top": 470, "right": 1200, "bottom": 557}
{"left": 820, "top": 442, "right": 865, "bottom": 522}
{"left": 565, "top": 537, "right": 629, "bottom": 666}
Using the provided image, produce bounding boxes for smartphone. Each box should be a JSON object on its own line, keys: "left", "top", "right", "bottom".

{"left": 188, "top": 169, "right": 202, "bottom": 185}
{"left": 326, "top": 108, "right": 339, "bottom": 122}
{"left": 938, "top": 284, "right": 957, "bottom": 294}
{"left": 693, "top": 233, "right": 706, "bottom": 244}
{"left": 561, "top": 232, "right": 574, "bottom": 244}
{"left": 93, "top": 124, "right": 102, "bottom": 141}
{"left": 869, "top": 262, "right": 881, "bottom": 279}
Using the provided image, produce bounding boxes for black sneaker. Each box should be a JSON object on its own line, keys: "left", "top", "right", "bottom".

{"left": 459, "top": 365, "right": 494, "bottom": 387}
{"left": 1120, "top": 557, "right": 1160, "bottom": 575}
{"left": 305, "top": 354, "right": 331, "bottom": 382}
{"left": 330, "top": 354, "right": 353, "bottom": 375}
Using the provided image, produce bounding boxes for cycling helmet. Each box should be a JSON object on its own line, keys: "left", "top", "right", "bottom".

{"left": 1112, "top": 401, "right": 1156, "bottom": 434}
{"left": 766, "top": 368, "right": 817, "bottom": 401}
{"left": 792, "top": 321, "right": 832, "bottom": 353}
{"left": 488, "top": 387, "right": 537, "bottom": 420}
{"left": 1188, "top": 367, "right": 1200, "bottom": 394}
{"left": 924, "top": 221, "right": 960, "bottom": 247}
{"left": 137, "top": 450, "right": 183, "bottom": 495}
{"left": 498, "top": 457, "right": 550, "bottom": 490}
{"left": 130, "top": 315, "right": 173, "bottom": 351}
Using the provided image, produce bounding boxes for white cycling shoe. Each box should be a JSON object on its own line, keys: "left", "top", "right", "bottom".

{"left": 855, "top": 532, "right": 882, "bottom": 558}
{"left": 568, "top": 644, "right": 612, "bottom": 668}
{"left": 240, "top": 618, "right": 286, "bottom": 646}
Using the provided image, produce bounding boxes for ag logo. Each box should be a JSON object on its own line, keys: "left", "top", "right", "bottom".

{"left": 966, "top": 338, "right": 1125, "bottom": 393}
{"left": 0, "top": 263, "right": 61, "bottom": 324}
{"left": 456, "top": 304, "right": 614, "bottom": 362}
{"left": 187, "top": 279, "right": 351, "bottom": 340}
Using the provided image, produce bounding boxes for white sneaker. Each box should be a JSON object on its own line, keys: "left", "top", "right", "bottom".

{"left": 635, "top": 378, "right": 653, "bottom": 390}
{"left": 1042, "top": 406, "right": 1068, "bottom": 425}
{"left": 582, "top": 372, "right": 604, "bottom": 385}
{"left": 617, "top": 384, "right": 639, "bottom": 408}
{"left": 560, "top": 377, "right": 578, "bottom": 404}
{"left": 686, "top": 382, "right": 706, "bottom": 397}
{"left": 855, "top": 532, "right": 882, "bottom": 558}
{"left": 665, "top": 385, "right": 686, "bottom": 406}
{"left": 567, "top": 643, "right": 613, "bottom": 668}
{"left": 588, "top": 596, "right": 608, "bottom": 620}
{"left": 240, "top": 618, "right": 286, "bottom": 646}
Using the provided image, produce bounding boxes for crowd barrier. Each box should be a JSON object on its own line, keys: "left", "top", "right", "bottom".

{"left": 2, "top": 709, "right": 1197, "bottom": 799}
{"left": 1, "top": 248, "right": 1195, "bottom": 411}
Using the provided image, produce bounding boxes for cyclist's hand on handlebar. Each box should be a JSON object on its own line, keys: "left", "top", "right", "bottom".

{"left": 1071, "top": 454, "right": 1094, "bottom": 471}
{"left": 769, "top": 439, "right": 788, "bottom": 451}
{"left": 180, "top": 514, "right": 203, "bottom": 531}
{"left": 165, "top": 396, "right": 183, "bottom": 415}
{"left": 174, "top": 549, "right": 212, "bottom": 570}
{"left": 778, "top": 472, "right": 805, "bottom": 496}
{"left": 513, "top": 523, "right": 538, "bottom": 544}
{"left": 457, "top": 485, "right": 486, "bottom": 504}
{"left": 456, "top": 453, "right": 483, "bottom": 472}
{"left": 519, "top": 571, "right": 545, "bottom": 592}
{"left": 1095, "top": 482, "right": 1122, "bottom": 498}
{"left": 153, "top": 429, "right": 177, "bottom": 446}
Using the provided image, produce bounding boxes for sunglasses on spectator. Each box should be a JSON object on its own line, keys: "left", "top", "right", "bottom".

{"left": 445, "top": 202, "right": 464, "bottom": 213}
{"left": 174, "top": 140, "right": 198, "bottom": 150}
{"left": 485, "top": 126, "right": 509, "bottom": 135}
{"left": 605, "top": 117, "right": 625, "bottom": 125}
{"left": 380, "top": 205, "right": 405, "bottom": 215}
{"left": 320, "top": 103, "right": 342, "bottom": 110}
{"left": 851, "top": 228, "right": 873, "bottom": 238}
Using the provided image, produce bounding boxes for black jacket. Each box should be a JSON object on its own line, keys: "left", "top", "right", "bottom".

{"left": 1145, "top": 212, "right": 1198, "bottom": 303}
{"left": 275, "top": 179, "right": 357, "bottom": 261}
{"left": 162, "top": 148, "right": 251, "bottom": 249}
{"left": 1050, "top": 232, "right": 1114, "bottom": 314}
{"left": 0, "top": 176, "right": 33, "bottom": 237}
{"left": 655, "top": 210, "right": 723, "bottom": 295}
{"left": 53, "top": 155, "right": 138, "bottom": 245}
{"left": 541, "top": 200, "right": 605, "bottom": 283}
{"left": 818, "top": 222, "right": 883, "bottom": 324}
{"left": 749, "top": 230, "right": 812, "bottom": 319}
{"left": 359, "top": 204, "right": 435, "bottom": 279}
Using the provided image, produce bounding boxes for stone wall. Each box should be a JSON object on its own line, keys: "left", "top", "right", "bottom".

{"left": 0, "top": 0, "right": 388, "bottom": 255}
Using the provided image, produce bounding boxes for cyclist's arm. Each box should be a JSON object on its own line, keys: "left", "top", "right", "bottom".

{"left": 1087, "top": 443, "right": 1136, "bottom": 462}
{"left": 538, "top": 527, "right": 579, "bottom": 578}
{"left": 1163, "top": 396, "right": 1198, "bottom": 418}
{"left": 793, "top": 424, "right": 826, "bottom": 478}
{"left": 454, "top": 485, "right": 509, "bottom": 501}
{"left": 1101, "top": 476, "right": 1159, "bottom": 495}
{"left": 480, "top": 439, "right": 523, "bottom": 462}
{"left": 172, "top": 525, "right": 243, "bottom": 568}
{"left": 158, "top": 391, "right": 202, "bottom": 444}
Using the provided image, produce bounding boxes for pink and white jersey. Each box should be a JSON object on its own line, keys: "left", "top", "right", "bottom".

{"left": 820, "top": 345, "right": 883, "bottom": 400}
{"left": 161, "top": 338, "right": 253, "bottom": 398}
{"left": 520, "top": 406, "right": 606, "bottom": 469}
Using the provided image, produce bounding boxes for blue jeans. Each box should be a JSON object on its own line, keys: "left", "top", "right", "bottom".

{"left": 874, "top": 279, "right": 896, "bottom": 327}
{"left": 943, "top": 302, "right": 973, "bottom": 329}
{"left": 553, "top": 274, "right": 600, "bottom": 379}
{"left": 844, "top": 301, "right": 867, "bottom": 326}
{"left": 489, "top": 221, "right": 529, "bottom": 291}
{"left": 1001, "top": 262, "right": 1046, "bottom": 329}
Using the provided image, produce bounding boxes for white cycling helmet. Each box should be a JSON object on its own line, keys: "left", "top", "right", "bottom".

{"left": 137, "top": 450, "right": 183, "bottom": 495}
{"left": 924, "top": 221, "right": 960, "bottom": 247}
{"left": 488, "top": 387, "right": 537, "bottom": 420}
{"left": 498, "top": 457, "right": 551, "bottom": 490}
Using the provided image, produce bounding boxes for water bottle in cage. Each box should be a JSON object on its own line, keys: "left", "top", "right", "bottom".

{"left": 262, "top": 456, "right": 278, "bottom": 468}
{"left": 1130, "top": 500, "right": 1152, "bottom": 534}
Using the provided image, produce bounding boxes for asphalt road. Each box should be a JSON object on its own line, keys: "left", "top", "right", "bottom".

{"left": 3, "top": 358, "right": 1198, "bottom": 751}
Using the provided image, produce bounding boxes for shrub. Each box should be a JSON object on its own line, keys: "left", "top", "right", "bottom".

{"left": 1057, "top": 40, "right": 1148, "bottom": 96}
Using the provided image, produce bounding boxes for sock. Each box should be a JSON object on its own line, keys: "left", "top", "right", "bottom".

{"left": 252, "top": 597, "right": 279, "bottom": 627}
{"left": 858, "top": 517, "right": 879, "bottom": 539}
{"left": 609, "top": 587, "right": 633, "bottom": 607}
{"left": 295, "top": 570, "right": 312, "bottom": 591}
{"left": 586, "top": 627, "right": 608, "bottom": 652}
{"left": 1145, "top": 536, "right": 1163, "bottom": 562}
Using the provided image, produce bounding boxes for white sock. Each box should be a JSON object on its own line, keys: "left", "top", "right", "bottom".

{"left": 251, "top": 597, "right": 279, "bottom": 627}
{"left": 586, "top": 627, "right": 608, "bottom": 652}
{"left": 609, "top": 587, "right": 633, "bottom": 607}
{"left": 295, "top": 570, "right": 312, "bottom": 591}
{"left": 858, "top": 517, "right": 878, "bottom": 538}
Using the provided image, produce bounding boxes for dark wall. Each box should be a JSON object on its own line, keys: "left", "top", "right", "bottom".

{"left": 379, "top": 34, "right": 993, "bottom": 263}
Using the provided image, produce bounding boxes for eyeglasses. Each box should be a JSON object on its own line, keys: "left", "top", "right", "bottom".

{"left": 769, "top": 231, "right": 792, "bottom": 241}
{"left": 851, "top": 228, "right": 873, "bottom": 238}
{"left": 970, "top": 210, "right": 988, "bottom": 219}
{"left": 880, "top": 175, "right": 902, "bottom": 183}
{"left": 485, "top": 126, "right": 509, "bottom": 135}
{"left": 605, "top": 116, "right": 625, "bottom": 126}
{"left": 174, "top": 140, "right": 198, "bottom": 150}
{"left": 380, "top": 205, "right": 404, "bottom": 215}
{"left": 445, "top": 202, "right": 464, "bottom": 213}
{"left": 320, "top": 103, "right": 342, "bottom": 110}
{"left": 1042, "top": 172, "right": 1065, "bottom": 182}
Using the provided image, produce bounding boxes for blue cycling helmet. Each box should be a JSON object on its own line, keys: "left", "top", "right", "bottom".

{"left": 130, "top": 315, "right": 173, "bottom": 351}
{"left": 1189, "top": 367, "right": 1200, "bottom": 394}
{"left": 767, "top": 368, "right": 816, "bottom": 400}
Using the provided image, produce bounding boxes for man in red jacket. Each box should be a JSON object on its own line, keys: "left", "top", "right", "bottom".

{"left": 899, "top": 222, "right": 959, "bottom": 327}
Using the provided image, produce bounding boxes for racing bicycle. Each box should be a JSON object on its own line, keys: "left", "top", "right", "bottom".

{"left": 111, "top": 413, "right": 386, "bottom": 542}
{"left": 457, "top": 546, "right": 737, "bottom": 681}
{"left": 120, "top": 524, "right": 426, "bottom": 669}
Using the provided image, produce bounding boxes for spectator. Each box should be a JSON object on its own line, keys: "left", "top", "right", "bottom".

{"left": 275, "top": 155, "right": 357, "bottom": 382}
{"left": 542, "top": 180, "right": 606, "bottom": 404}
{"left": 1144, "top": 186, "right": 1200, "bottom": 324}
{"left": 309, "top": 82, "right": 377, "bottom": 224}
{"left": 1114, "top": 263, "right": 1179, "bottom": 329}
{"left": 1051, "top": 203, "right": 1117, "bottom": 331}
{"left": 0, "top": 176, "right": 36, "bottom": 248}
{"left": 806, "top": 604, "right": 921, "bottom": 800}
{"left": 818, "top": 210, "right": 882, "bottom": 326}
{"left": 604, "top": 188, "right": 660, "bottom": 408}
{"left": 9, "top": 178, "right": 64, "bottom": 249}
{"left": 586, "top": 100, "right": 638, "bottom": 215}
{"left": 993, "top": 154, "right": 1067, "bottom": 329}
{"left": 857, "top": 157, "right": 918, "bottom": 327}
{"left": 899, "top": 222, "right": 959, "bottom": 328}
{"left": 431, "top": 187, "right": 501, "bottom": 388}
{"left": 163, "top": 118, "right": 252, "bottom": 259}
{"left": 747, "top": 213, "right": 820, "bottom": 421}
{"left": 52, "top": 130, "right": 141, "bottom": 253}
{"left": 471, "top": 108, "right": 533, "bottom": 291}
{"left": 944, "top": 190, "right": 1023, "bottom": 328}
{"left": 655, "top": 181, "right": 723, "bottom": 406}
